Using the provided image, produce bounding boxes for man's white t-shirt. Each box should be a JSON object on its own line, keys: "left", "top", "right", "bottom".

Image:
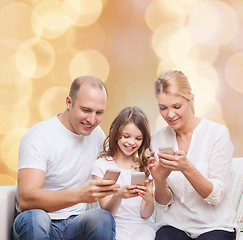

{"left": 17, "top": 115, "right": 105, "bottom": 219}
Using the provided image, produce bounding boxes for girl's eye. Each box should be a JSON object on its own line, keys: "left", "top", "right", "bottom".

{"left": 123, "top": 135, "right": 129, "bottom": 138}
{"left": 136, "top": 138, "right": 143, "bottom": 141}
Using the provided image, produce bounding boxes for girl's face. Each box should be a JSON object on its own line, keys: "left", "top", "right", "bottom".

{"left": 156, "top": 92, "right": 193, "bottom": 131}
{"left": 117, "top": 122, "right": 143, "bottom": 157}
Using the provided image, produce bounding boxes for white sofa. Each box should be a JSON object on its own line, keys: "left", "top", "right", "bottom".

{"left": 0, "top": 158, "right": 242, "bottom": 240}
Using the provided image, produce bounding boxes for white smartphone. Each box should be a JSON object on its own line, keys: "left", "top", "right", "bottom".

{"left": 131, "top": 172, "right": 145, "bottom": 185}
{"left": 103, "top": 169, "right": 121, "bottom": 182}
{"left": 159, "top": 147, "right": 174, "bottom": 155}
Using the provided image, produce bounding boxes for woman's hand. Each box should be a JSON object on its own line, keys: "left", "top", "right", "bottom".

{"left": 148, "top": 151, "right": 171, "bottom": 183}
{"left": 158, "top": 150, "right": 191, "bottom": 173}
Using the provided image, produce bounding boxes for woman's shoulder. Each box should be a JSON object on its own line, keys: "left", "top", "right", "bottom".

{"left": 151, "top": 125, "right": 172, "bottom": 139}
{"left": 201, "top": 118, "right": 229, "bottom": 132}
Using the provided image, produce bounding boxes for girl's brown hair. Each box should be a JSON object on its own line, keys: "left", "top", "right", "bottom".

{"left": 99, "top": 107, "right": 151, "bottom": 177}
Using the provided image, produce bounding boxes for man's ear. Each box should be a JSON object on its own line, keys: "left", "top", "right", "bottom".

{"left": 66, "top": 96, "right": 72, "bottom": 110}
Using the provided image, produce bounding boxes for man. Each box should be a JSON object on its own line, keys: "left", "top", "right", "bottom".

{"left": 13, "top": 76, "right": 119, "bottom": 240}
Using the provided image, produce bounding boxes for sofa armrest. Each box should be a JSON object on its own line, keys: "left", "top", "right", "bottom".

{"left": 0, "top": 186, "right": 17, "bottom": 240}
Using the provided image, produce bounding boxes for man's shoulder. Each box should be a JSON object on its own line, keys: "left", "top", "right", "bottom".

{"left": 23, "top": 116, "right": 57, "bottom": 140}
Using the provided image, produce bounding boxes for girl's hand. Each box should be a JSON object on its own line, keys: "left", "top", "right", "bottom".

{"left": 135, "top": 180, "right": 153, "bottom": 202}
{"left": 116, "top": 185, "right": 139, "bottom": 199}
{"left": 159, "top": 150, "right": 191, "bottom": 173}
{"left": 148, "top": 151, "right": 171, "bottom": 182}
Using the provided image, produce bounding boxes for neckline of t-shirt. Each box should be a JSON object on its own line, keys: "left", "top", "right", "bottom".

{"left": 105, "top": 156, "right": 139, "bottom": 172}
{"left": 54, "top": 115, "right": 86, "bottom": 138}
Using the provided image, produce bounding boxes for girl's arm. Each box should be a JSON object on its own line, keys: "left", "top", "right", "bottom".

{"left": 136, "top": 180, "right": 154, "bottom": 219}
{"left": 93, "top": 175, "right": 138, "bottom": 216}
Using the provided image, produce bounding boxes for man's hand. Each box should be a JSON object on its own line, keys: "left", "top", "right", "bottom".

{"left": 77, "top": 179, "right": 120, "bottom": 203}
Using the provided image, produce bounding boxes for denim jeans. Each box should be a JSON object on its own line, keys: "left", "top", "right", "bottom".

{"left": 13, "top": 208, "right": 116, "bottom": 240}
{"left": 155, "top": 225, "right": 236, "bottom": 240}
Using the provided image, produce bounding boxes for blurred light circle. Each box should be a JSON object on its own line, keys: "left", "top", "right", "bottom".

{"left": 63, "top": 0, "right": 102, "bottom": 27}
{"left": 65, "top": 23, "right": 106, "bottom": 53}
{"left": 0, "top": 2, "right": 35, "bottom": 41}
{"left": 157, "top": 58, "right": 197, "bottom": 79}
{"left": 225, "top": 53, "right": 243, "bottom": 93}
{"left": 164, "top": 0, "right": 201, "bottom": 6}
{"left": 188, "top": 1, "right": 238, "bottom": 47}
{"left": 190, "top": 75, "right": 217, "bottom": 116}
{"left": 32, "top": 0, "right": 70, "bottom": 39}
{"left": 145, "top": 0, "right": 185, "bottom": 31}
{"left": 0, "top": 75, "right": 32, "bottom": 107}
{"left": 39, "top": 86, "right": 69, "bottom": 119}
{"left": 162, "top": 0, "right": 185, "bottom": 15}
{"left": 1, "top": 128, "right": 28, "bottom": 172}
{"left": 0, "top": 64, "right": 30, "bottom": 85}
{"left": 152, "top": 23, "right": 192, "bottom": 60}
{"left": 0, "top": 174, "right": 16, "bottom": 186}
{"left": 169, "top": 27, "right": 192, "bottom": 61}
{"left": 15, "top": 38, "right": 55, "bottom": 78}
{"left": 69, "top": 50, "right": 110, "bottom": 82}
{"left": 0, "top": 104, "right": 30, "bottom": 134}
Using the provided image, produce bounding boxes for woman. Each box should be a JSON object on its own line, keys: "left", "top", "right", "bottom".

{"left": 149, "top": 70, "right": 237, "bottom": 240}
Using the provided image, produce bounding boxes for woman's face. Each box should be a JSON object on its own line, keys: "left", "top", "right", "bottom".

{"left": 156, "top": 92, "right": 193, "bottom": 131}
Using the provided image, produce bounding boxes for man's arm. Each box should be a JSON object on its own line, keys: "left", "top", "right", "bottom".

{"left": 18, "top": 168, "right": 119, "bottom": 212}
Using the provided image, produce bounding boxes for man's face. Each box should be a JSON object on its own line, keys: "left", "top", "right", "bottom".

{"left": 67, "top": 84, "right": 106, "bottom": 135}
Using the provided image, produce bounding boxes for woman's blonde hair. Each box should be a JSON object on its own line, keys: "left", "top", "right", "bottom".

{"left": 154, "top": 70, "right": 195, "bottom": 114}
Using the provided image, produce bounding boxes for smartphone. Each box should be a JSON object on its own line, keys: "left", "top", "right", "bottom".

{"left": 103, "top": 169, "right": 121, "bottom": 182}
{"left": 131, "top": 172, "right": 145, "bottom": 185}
{"left": 159, "top": 147, "right": 174, "bottom": 155}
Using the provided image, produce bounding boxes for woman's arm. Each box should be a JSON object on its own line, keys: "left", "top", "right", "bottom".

{"left": 148, "top": 152, "right": 172, "bottom": 205}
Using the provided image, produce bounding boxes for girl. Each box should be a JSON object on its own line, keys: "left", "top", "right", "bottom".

{"left": 92, "top": 107, "right": 156, "bottom": 240}
{"left": 149, "top": 70, "right": 237, "bottom": 240}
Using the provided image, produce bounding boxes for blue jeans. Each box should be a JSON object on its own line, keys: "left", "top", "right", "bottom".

{"left": 155, "top": 226, "right": 236, "bottom": 240}
{"left": 13, "top": 209, "right": 116, "bottom": 240}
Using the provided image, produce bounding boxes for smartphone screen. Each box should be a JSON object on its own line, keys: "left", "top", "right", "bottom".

{"left": 103, "top": 169, "right": 121, "bottom": 182}
{"left": 159, "top": 147, "right": 174, "bottom": 155}
{"left": 131, "top": 172, "right": 145, "bottom": 185}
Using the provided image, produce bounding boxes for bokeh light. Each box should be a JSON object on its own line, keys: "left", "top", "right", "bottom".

{"left": 39, "top": 87, "right": 69, "bottom": 119}
{"left": 63, "top": 0, "right": 103, "bottom": 27}
{"left": 15, "top": 38, "right": 55, "bottom": 78}
{"left": 225, "top": 53, "right": 243, "bottom": 93}
{"left": 145, "top": 0, "right": 185, "bottom": 31}
{"left": 1, "top": 128, "right": 28, "bottom": 172}
{"left": 32, "top": 0, "right": 70, "bottom": 39}
{"left": 1, "top": 0, "right": 243, "bottom": 186}
{"left": 69, "top": 50, "right": 110, "bottom": 82}
{"left": 188, "top": 1, "right": 238, "bottom": 47}
{"left": 152, "top": 23, "right": 192, "bottom": 60}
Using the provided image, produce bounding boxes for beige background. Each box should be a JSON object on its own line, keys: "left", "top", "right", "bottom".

{"left": 1, "top": 0, "right": 243, "bottom": 186}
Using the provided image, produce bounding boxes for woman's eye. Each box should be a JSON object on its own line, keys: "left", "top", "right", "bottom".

{"left": 160, "top": 107, "right": 166, "bottom": 110}
{"left": 174, "top": 105, "right": 181, "bottom": 109}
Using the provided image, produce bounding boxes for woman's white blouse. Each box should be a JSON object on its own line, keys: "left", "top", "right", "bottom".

{"left": 150, "top": 118, "right": 237, "bottom": 238}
